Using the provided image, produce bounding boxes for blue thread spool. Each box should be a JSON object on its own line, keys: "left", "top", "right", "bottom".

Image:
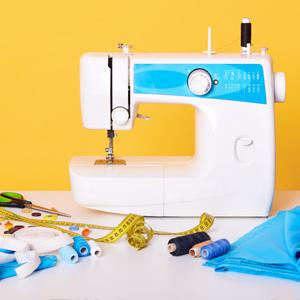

{"left": 168, "top": 232, "right": 211, "bottom": 256}
{"left": 73, "top": 236, "right": 91, "bottom": 257}
{"left": 200, "top": 239, "right": 231, "bottom": 260}
{"left": 59, "top": 245, "right": 79, "bottom": 264}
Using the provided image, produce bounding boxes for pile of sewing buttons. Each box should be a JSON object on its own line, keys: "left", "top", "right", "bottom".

{"left": 0, "top": 211, "right": 102, "bottom": 281}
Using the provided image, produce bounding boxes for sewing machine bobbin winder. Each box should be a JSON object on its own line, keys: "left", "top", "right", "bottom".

{"left": 70, "top": 18, "right": 286, "bottom": 216}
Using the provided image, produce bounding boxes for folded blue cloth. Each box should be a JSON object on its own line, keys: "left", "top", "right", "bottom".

{"left": 205, "top": 206, "right": 300, "bottom": 281}
{"left": 0, "top": 255, "right": 57, "bottom": 280}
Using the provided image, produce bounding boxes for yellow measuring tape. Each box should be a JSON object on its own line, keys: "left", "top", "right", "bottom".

{"left": 0, "top": 208, "right": 214, "bottom": 250}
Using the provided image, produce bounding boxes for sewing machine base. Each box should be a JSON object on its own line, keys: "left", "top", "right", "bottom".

{"left": 70, "top": 156, "right": 274, "bottom": 217}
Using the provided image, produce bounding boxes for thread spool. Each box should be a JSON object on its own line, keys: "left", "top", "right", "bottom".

{"left": 59, "top": 245, "right": 79, "bottom": 264}
{"left": 200, "top": 239, "right": 231, "bottom": 260}
{"left": 73, "top": 236, "right": 91, "bottom": 257}
{"left": 167, "top": 232, "right": 211, "bottom": 256}
{"left": 241, "top": 18, "right": 251, "bottom": 47}
{"left": 189, "top": 240, "right": 212, "bottom": 258}
{"left": 88, "top": 240, "right": 102, "bottom": 257}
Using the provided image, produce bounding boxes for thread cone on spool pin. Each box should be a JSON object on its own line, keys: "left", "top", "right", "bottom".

{"left": 168, "top": 232, "right": 211, "bottom": 256}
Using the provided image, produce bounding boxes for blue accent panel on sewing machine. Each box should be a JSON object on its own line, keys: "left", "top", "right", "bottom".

{"left": 133, "top": 64, "right": 266, "bottom": 104}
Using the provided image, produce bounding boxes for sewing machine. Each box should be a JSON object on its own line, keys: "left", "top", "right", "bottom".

{"left": 70, "top": 18, "right": 286, "bottom": 216}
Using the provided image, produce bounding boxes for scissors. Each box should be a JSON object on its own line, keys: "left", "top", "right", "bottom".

{"left": 0, "top": 192, "right": 71, "bottom": 218}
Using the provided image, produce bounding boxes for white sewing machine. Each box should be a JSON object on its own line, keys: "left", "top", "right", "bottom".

{"left": 70, "top": 18, "right": 286, "bottom": 216}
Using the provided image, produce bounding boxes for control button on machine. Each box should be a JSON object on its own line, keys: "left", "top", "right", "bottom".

{"left": 111, "top": 107, "right": 129, "bottom": 126}
{"left": 188, "top": 69, "right": 213, "bottom": 96}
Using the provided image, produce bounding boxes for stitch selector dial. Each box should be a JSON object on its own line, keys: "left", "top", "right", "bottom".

{"left": 188, "top": 69, "right": 212, "bottom": 96}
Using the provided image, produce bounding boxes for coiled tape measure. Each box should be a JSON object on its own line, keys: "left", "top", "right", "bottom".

{"left": 0, "top": 208, "right": 214, "bottom": 250}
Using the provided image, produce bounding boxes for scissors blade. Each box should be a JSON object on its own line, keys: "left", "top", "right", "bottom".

{"left": 25, "top": 204, "right": 71, "bottom": 218}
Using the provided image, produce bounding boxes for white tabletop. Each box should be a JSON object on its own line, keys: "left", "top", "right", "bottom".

{"left": 1, "top": 191, "right": 300, "bottom": 300}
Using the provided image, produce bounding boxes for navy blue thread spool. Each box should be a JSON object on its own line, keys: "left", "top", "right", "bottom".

{"left": 200, "top": 239, "right": 231, "bottom": 260}
{"left": 168, "top": 232, "right": 211, "bottom": 256}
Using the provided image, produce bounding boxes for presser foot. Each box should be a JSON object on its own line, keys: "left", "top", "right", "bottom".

{"left": 96, "top": 129, "right": 126, "bottom": 165}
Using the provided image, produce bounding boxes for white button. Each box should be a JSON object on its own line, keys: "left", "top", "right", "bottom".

{"left": 112, "top": 107, "right": 129, "bottom": 126}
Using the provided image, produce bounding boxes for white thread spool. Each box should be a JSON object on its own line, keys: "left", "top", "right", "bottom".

{"left": 88, "top": 240, "right": 102, "bottom": 257}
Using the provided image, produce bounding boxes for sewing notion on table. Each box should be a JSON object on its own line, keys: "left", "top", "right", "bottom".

{"left": 70, "top": 17, "right": 286, "bottom": 217}
{"left": 0, "top": 192, "right": 70, "bottom": 218}
{"left": 2, "top": 18, "right": 298, "bottom": 285}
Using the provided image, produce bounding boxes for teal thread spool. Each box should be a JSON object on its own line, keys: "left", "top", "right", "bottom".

{"left": 73, "top": 236, "right": 91, "bottom": 257}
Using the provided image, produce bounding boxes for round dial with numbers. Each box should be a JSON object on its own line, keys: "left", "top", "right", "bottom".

{"left": 188, "top": 69, "right": 212, "bottom": 96}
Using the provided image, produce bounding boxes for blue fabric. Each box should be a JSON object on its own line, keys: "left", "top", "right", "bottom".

{"left": 205, "top": 206, "right": 300, "bottom": 281}
{"left": 0, "top": 255, "right": 57, "bottom": 280}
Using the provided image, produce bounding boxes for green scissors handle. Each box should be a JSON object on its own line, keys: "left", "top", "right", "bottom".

{"left": 0, "top": 192, "right": 32, "bottom": 208}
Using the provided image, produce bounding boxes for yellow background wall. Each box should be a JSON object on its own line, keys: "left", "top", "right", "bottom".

{"left": 0, "top": 0, "right": 299, "bottom": 190}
